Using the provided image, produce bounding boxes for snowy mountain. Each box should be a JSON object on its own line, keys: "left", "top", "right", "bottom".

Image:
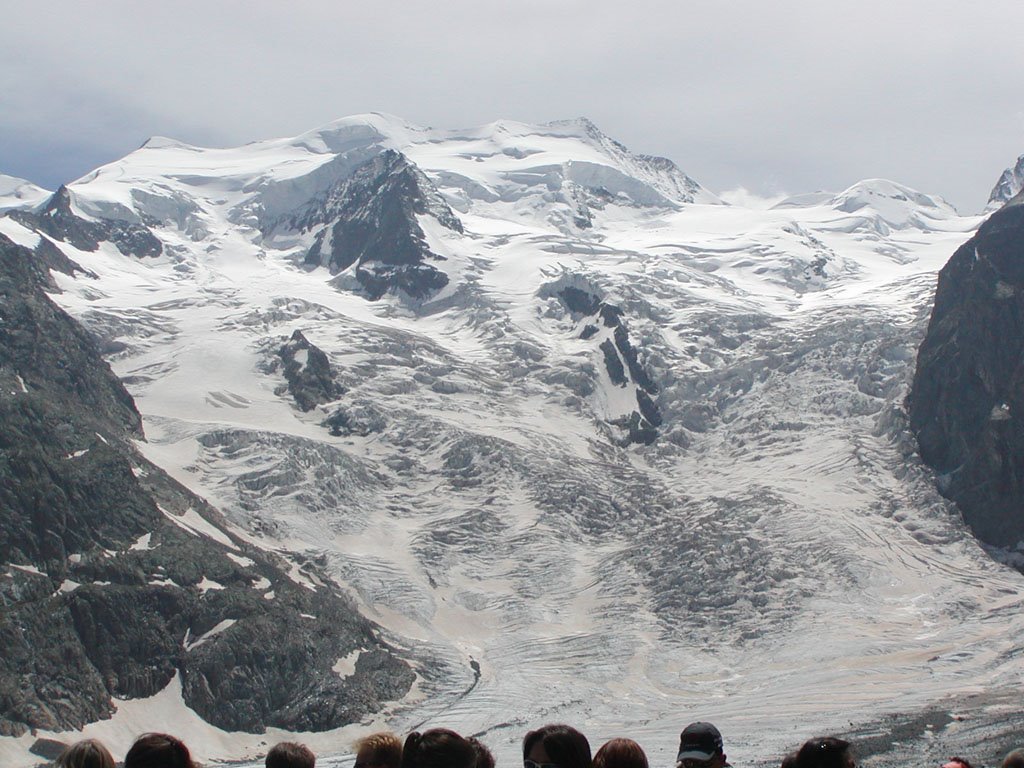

{"left": 829, "top": 179, "right": 960, "bottom": 232}
{"left": 0, "top": 174, "right": 50, "bottom": 213}
{"left": 2, "top": 114, "right": 1023, "bottom": 768}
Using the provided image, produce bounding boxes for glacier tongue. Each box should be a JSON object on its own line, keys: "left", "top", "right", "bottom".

{"left": 5, "top": 115, "right": 1023, "bottom": 767}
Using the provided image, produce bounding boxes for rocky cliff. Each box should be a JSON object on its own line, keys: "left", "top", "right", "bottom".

{"left": 909, "top": 195, "right": 1024, "bottom": 547}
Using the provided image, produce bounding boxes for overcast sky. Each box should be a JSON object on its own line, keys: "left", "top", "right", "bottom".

{"left": 2, "top": 1, "right": 1022, "bottom": 212}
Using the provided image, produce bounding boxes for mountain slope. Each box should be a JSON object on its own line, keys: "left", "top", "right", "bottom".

{"left": 1, "top": 116, "right": 1023, "bottom": 767}
{"left": 0, "top": 229, "right": 413, "bottom": 740}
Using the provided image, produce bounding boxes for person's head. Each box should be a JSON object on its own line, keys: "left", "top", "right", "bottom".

{"left": 355, "top": 732, "right": 404, "bottom": 768}
{"left": 56, "top": 739, "right": 116, "bottom": 768}
{"left": 676, "top": 723, "right": 727, "bottom": 768}
{"left": 266, "top": 741, "right": 316, "bottom": 768}
{"left": 942, "top": 758, "right": 972, "bottom": 768}
{"left": 468, "top": 737, "right": 496, "bottom": 768}
{"left": 1002, "top": 750, "right": 1024, "bottom": 768}
{"left": 593, "top": 738, "right": 649, "bottom": 768}
{"left": 795, "top": 737, "right": 853, "bottom": 768}
{"left": 124, "top": 733, "right": 196, "bottom": 768}
{"left": 402, "top": 729, "right": 476, "bottom": 768}
{"left": 522, "top": 724, "right": 592, "bottom": 768}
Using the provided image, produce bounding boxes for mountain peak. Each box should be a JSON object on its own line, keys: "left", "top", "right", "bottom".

{"left": 987, "top": 154, "right": 1024, "bottom": 212}
{"left": 140, "top": 136, "right": 197, "bottom": 152}
{"left": 293, "top": 112, "right": 421, "bottom": 155}
{"left": 830, "top": 178, "right": 959, "bottom": 230}
{"left": 0, "top": 173, "right": 51, "bottom": 212}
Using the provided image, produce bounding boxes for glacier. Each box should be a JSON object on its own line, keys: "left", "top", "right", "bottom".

{"left": 1, "top": 114, "right": 1023, "bottom": 768}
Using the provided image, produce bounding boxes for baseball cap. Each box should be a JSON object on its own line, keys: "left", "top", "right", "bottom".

{"left": 677, "top": 722, "right": 724, "bottom": 762}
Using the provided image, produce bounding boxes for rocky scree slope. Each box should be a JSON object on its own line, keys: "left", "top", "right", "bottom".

{"left": 0, "top": 234, "right": 414, "bottom": 736}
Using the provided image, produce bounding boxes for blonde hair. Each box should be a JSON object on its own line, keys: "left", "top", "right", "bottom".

{"left": 57, "top": 739, "right": 116, "bottom": 768}
{"left": 354, "top": 732, "right": 404, "bottom": 768}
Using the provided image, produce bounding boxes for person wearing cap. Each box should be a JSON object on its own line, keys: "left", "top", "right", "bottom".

{"left": 676, "top": 722, "right": 729, "bottom": 768}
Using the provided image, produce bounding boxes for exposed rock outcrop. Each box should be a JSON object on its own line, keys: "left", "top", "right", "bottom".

{"left": 293, "top": 150, "right": 462, "bottom": 300}
{"left": 554, "top": 285, "right": 663, "bottom": 445}
{"left": 988, "top": 155, "right": 1024, "bottom": 211}
{"left": 278, "top": 330, "right": 344, "bottom": 412}
{"left": 909, "top": 197, "right": 1024, "bottom": 546}
{"left": 10, "top": 186, "right": 163, "bottom": 259}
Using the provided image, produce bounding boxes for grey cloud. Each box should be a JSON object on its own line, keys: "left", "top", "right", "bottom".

{"left": 1, "top": 0, "right": 1022, "bottom": 210}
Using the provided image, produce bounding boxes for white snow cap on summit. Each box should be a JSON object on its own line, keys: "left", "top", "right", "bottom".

{"left": 55, "top": 113, "right": 721, "bottom": 237}
{"left": 829, "top": 178, "right": 959, "bottom": 230}
{"left": 0, "top": 174, "right": 51, "bottom": 212}
{"left": 140, "top": 136, "right": 201, "bottom": 152}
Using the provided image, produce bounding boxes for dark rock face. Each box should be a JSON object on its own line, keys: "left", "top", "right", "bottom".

{"left": 278, "top": 330, "right": 343, "bottom": 411}
{"left": 294, "top": 150, "right": 461, "bottom": 300}
{"left": 561, "top": 287, "right": 601, "bottom": 316}
{"left": 988, "top": 155, "right": 1024, "bottom": 209}
{"left": 909, "top": 201, "right": 1024, "bottom": 545}
{"left": 0, "top": 234, "right": 414, "bottom": 736}
{"left": 556, "top": 286, "right": 663, "bottom": 445}
{"left": 600, "top": 339, "right": 628, "bottom": 386}
{"left": 11, "top": 187, "right": 163, "bottom": 259}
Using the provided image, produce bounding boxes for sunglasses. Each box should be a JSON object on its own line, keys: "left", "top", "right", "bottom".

{"left": 525, "top": 760, "right": 560, "bottom": 768}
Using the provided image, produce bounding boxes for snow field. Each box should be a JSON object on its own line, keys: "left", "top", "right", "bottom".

{"left": 3, "top": 114, "right": 1021, "bottom": 768}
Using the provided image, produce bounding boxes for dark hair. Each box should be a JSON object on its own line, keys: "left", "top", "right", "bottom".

{"left": 267, "top": 741, "right": 316, "bottom": 768}
{"left": 468, "top": 737, "right": 496, "bottom": 768}
{"left": 124, "top": 733, "right": 196, "bottom": 768}
{"left": 593, "top": 738, "right": 649, "bottom": 768}
{"left": 781, "top": 752, "right": 799, "bottom": 768}
{"left": 57, "top": 739, "right": 116, "bottom": 768}
{"left": 1003, "top": 750, "right": 1024, "bottom": 768}
{"left": 523, "top": 724, "right": 592, "bottom": 768}
{"left": 795, "top": 737, "right": 851, "bottom": 768}
{"left": 402, "top": 729, "right": 476, "bottom": 768}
